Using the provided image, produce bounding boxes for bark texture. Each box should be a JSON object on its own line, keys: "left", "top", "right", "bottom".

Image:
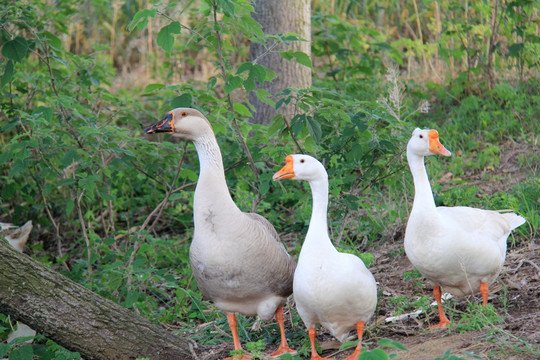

{"left": 249, "top": 0, "right": 312, "bottom": 124}
{"left": 0, "top": 240, "right": 192, "bottom": 360}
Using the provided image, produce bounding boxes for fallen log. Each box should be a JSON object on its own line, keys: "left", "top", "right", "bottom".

{"left": 0, "top": 240, "right": 193, "bottom": 360}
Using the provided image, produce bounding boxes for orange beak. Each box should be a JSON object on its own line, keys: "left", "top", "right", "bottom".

{"left": 428, "top": 130, "right": 451, "bottom": 156}
{"left": 273, "top": 155, "right": 295, "bottom": 181}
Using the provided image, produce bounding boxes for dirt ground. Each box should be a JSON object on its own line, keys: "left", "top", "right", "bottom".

{"left": 366, "top": 240, "right": 540, "bottom": 360}
{"left": 194, "top": 139, "right": 539, "bottom": 360}
{"left": 194, "top": 239, "right": 539, "bottom": 360}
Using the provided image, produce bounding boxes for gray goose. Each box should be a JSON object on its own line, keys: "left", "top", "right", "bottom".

{"left": 145, "top": 108, "right": 296, "bottom": 359}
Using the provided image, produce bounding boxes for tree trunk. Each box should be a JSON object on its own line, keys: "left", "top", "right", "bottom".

{"left": 0, "top": 240, "right": 193, "bottom": 360}
{"left": 249, "top": 0, "right": 312, "bottom": 125}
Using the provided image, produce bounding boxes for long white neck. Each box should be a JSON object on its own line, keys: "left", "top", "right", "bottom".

{"left": 303, "top": 176, "right": 335, "bottom": 252}
{"left": 407, "top": 149, "right": 436, "bottom": 212}
{"left": 192, "top": 132, "right": 237, "bottom": 210}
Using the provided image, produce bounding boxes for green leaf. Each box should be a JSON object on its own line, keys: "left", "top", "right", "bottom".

{"left": 268, "top": 114, "right": 285, "bottom": 135}
{"left": 290, "top": 115, "right": 304, "bottom": 135}
{"left": 0, "top": 343, "right": 8, "bottom": 357}
{"left": 256, "top": 89, "right": 275, "bottom": 107}
{"left": 58, "top": 178, "right": 76, "bottom": 187}
{"left": 252, "top": 64, "right": 267, "bottom": 83}
{"left": 377, "top": 338, "right": 407, "bottom": 351}
{"left": 243, "top": 71, "right": 256, "bottom": 93}
{"left": 276, "top": 354, "right": 294, "bottom": 360}
{"left": 169, "top": 193, "right": 184, "bottom": 201}
{"left": 170, "top": 93, "right": 192, "bottom": 108}
{"left": 122, "top": 290, "right": 141, "bottom": 308}
{"left": 128, "top": 9, "right": 157, "bottom": 32}
{"left": 33, "top": 106, "right": 53, "bottom": 122}
{"left": 157, "top": 21, "right": 182, "bottom": 52}
{"left": 224, "top": 76, "right": 243, "bottom": 93}
{"left": 1, "top": 60, "right": 14, "bottom": 88}
{"left": 2, "top": 37, "right": 29, "bottom": 62}
{"left": 8, "top": 344, "right": 33, "bottom": 360}
{"left": 508, "top": 43, "right": 524, "bottom": 57}
{"left": 0, "top": 148, "right": 12, "bottom": 165}
{"left": 339, "top": 340, "right": 359, "bottom": 351}
{"left": 292, "top": 51, "right": 312, "bottom": 68}
{"left": 144, "top": 84, "right": 165, "bottom": 92}
{"left": 358, "top": 348, "right": 389, "bottom": 360}
{"left": 305, "top": 116, "right": 322, "bottom": 143}
{"left": 199, "top": 0, "right": 212, "bottom": 16}
{"left": 236, "top": 62, "right": 252, "bottom": 74}
{"left": 279, "top": 50, "right": 312, "bottom": 68}
{"left": 281, "top": 32, "right": 302, "bottom": 41}
{"left": 260, "top": 179, "right": 270, "bottom": 195}
{"left": 43, "top": 31, "right": 63, "bottom": 50}
{"left": 65, "top": 198, "right": 74, "bottom": 216}
{"left": 233, "top": 102, "right": 252, "bottom": 117}
{"left": 61, "top": 149, "right": 79, "bottom": 168}
{"left": 279, "top": 50, "right": 294, "bottom": 61}
{"left": 238, "top": 15, "right": 264, "bottom": 40}
{"left": 216, "top": 0, "right": 235, "bottom": 16}
{"left": 79, "top": 174, "right": 100, "bottom": 194}
{"left": 264, "top": 68, "right": 276, "bottom": 82}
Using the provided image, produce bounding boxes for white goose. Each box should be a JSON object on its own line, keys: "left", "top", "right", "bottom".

{"left": 145, "top": 108, "right": 296, "bottom": 359}
{"left": 273, "top": 154, "right": 377, "bottom": 360}
{"left": 405, "top": 128, "right": 526, "bottom": 328}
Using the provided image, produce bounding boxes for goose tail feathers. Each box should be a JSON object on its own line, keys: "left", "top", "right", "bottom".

{"left": 501, "top": 212, "right": 526, "bottom": 230}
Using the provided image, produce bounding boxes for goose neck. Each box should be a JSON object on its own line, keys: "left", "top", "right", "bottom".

{"left": 407, "top": 149, "right": 436, "bottom": 211}
{"left": 192, "top": 133, "right": 235, "bottom": 206}
{"left": 193, "top": 133, "right": 225, "bottom": 174}
{"left": 305, "top": 177, "right": 332, "bottom": 247}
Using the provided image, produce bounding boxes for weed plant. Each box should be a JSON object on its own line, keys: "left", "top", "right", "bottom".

{"left": 0, "top": 0, "right": 538, "bottom": 359}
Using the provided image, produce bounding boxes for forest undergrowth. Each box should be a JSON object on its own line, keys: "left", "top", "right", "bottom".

{"left": 0, "top": 0, "right": 538, "bottom": 359}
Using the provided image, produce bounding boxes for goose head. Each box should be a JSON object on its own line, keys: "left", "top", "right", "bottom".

{"left": 407, "top": 128, "right": 451, "bottom": 157}
{"left": 273, "top": 154, "right": 327, "bottom": 183}
{"left": 145, "top": 108, "right": 212, "bottom": 140}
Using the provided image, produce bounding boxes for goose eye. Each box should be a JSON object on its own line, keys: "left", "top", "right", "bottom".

{"left": 419, "top": 134, "right": 423, "bottom": 139}
{"left": 181, "top": 112, "right": 187, "bottom": 117}
{"left": 300, "top": 159, "right": 305, "bottom": 163}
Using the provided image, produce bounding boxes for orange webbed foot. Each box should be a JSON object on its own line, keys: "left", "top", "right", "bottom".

{"left": 342, "top": 321, "right": 364, "bottom": 360}
{"left": 430, "top": 318, "right": 451, "bottom": 329}
{"left": 270, "top": 306, "right": 296, "bottom": 357}
{"left": 310, "top": 354, "right": 333, "bottom": 360}
{"left": 342, "top": 350, "right": 360, "bottom": 360}
{"left": 431, "top": 286, "right": 451, "bottom": 329}
{"left": 224, "top": 354, "right": 251, "bottom": 360}
{"left": 308, "top": 327, "right": 333, "bottom": 360}
{"left": 270, "top": 343, "right": 296, "bottom": 357}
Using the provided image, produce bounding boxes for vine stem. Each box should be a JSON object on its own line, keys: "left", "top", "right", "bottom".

{"left": 30, "top": 170, "right": 69, "bottom": 270}
{"left": 127, "top": 143, "right": 190, "bottom": 289}
{"left": 76, "top": 188, "right": 92, "bottom": 276}
{"left": 148, "top": 142, "right": 189, "bottom": 232}
{"left": 212, "top": 2, "right": 259, "bottom": 182}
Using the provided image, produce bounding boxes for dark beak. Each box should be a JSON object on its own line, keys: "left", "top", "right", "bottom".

{"left": 145, "top": 113, "right": 174, "bottom": 134}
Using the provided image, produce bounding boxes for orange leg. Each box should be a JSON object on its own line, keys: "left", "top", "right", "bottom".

{"left": 342, "top": 321, "right": 364, "bottom": 360}
{"left": 479, "top": 282, "right": 489, "bottom": 306}
{"left": 308, "top": 327, "right": 332, "bottom": 360}
{"left": 431, "top": 286, "right": 451, "bottom": 328}
{"left": 270, "top": 306, "right": 296, "bottom": 356}
{"left": 224, "top": 313, "right": 251, "bottom": 360}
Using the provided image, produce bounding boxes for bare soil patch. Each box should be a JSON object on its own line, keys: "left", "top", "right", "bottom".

{"left": 369, "top": 240, "right": 540, "bottom": 360}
